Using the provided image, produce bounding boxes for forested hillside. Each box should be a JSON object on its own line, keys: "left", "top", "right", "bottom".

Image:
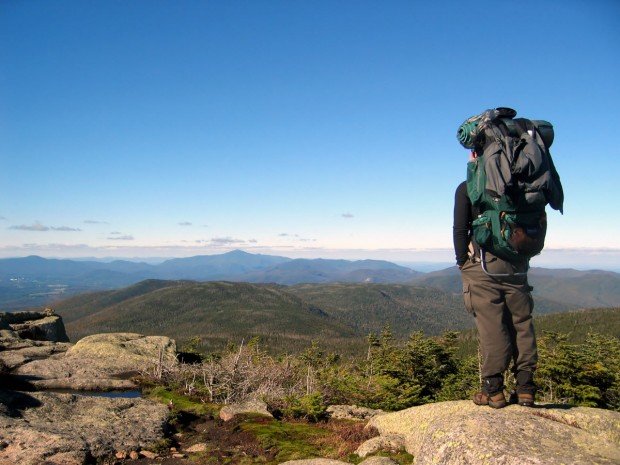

{"left": 56, "top": 280, "right": 473, "bottom": 353}
{"left": 61, "top": 281, "right": 360, "bottom": 354}
{"left": 289, "top": 283, "right": 470, "bottom": 337}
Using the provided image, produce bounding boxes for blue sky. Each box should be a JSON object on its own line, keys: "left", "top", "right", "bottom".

{"left": 1, "top": 0, "right": 619, "bottom": 269}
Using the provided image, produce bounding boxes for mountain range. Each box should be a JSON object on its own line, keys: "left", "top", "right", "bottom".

{"left": 1, "top": 250, "right": 619, "bottom": 312}
{"left": 0, "top": 250, "right": 420, "bottom": 309}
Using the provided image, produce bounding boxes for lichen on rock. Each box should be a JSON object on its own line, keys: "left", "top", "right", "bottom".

{"left": 361, "top": 400, "right": 620, "bottom": 465}
{"left": 0, "top": 391, "right": 169, "bottom": 465}
{"left": 13, "top": 332, "right": 177, "bottom": 391}
{"left": 219, "top": 399, "right": 273, "bottom": 422}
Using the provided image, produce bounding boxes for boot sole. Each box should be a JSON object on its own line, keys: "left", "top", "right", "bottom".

{"left": 518, "top": 401, "right": 535, "bottom": 407}
{"left": 473, "top": 393, "right": 507, "bottom": 408}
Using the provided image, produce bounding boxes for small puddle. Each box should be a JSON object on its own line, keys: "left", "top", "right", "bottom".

{"left": 45, "top": 389, "right": 142, "bottom": 398}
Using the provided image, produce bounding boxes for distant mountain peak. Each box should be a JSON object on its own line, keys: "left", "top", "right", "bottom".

{"left": 223, "top": 249, "right": 252, "bottom": 256}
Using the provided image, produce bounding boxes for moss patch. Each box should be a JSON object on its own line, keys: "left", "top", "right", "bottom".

{"left": 146, "top": 386, "right": 218, "bottom": 416}
{"left": 137, "top": 388, "right": 408, "bottom": 465}
{"left": 240, "top": 417, "right": 331, "bottom": 462}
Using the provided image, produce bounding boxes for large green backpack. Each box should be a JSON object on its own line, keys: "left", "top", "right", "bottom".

{"left": 457, "top": 108, "right": 564, "bottom": 272}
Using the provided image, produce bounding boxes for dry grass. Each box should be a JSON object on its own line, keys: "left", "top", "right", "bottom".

{"left": 312, "top": 420, "right": 379, "bottom": 457}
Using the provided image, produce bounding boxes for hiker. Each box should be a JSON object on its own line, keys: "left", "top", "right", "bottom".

{"left": 453, "top": 108, "right": 563, "bottom": 408}
{"left": 454, "top": 164, "right": 536, "bottom": 408}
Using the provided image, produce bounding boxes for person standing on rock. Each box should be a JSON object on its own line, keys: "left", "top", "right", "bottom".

{"left": 452, "top": 109, "right": 553, "bottom": 408}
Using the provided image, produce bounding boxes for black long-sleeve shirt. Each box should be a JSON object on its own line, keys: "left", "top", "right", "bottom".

{"left": 453, "top": 181, "right": 475, "bottom": 267}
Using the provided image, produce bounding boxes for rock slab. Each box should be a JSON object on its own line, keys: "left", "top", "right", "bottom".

{"left": 14, "top": 332, "right": 177, "bottom": 391}
{"left": 0, "top": 390, "right": 169, "bottom": 465}
{"left": 361, "top": 400, "right": 620, "bottom": 465}
{"left": 327, "top": 404, "right": 384, "bottom": 421}
{"left": 0, "top": 309, "right": 69, "bottom": 343}
{"left": 219, "top": 399, "right": 273, "bottom": 421}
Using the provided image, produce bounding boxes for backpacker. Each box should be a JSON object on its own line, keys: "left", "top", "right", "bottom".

{"left": 457, "top": 107, "right": 564, "bottom": 274}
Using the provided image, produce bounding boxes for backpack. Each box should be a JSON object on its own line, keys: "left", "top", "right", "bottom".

{"left": 458, "top": 108, "right": 564, "bottom": 270}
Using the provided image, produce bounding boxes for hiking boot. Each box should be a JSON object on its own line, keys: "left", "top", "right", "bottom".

{"left": 472, "top": 391, "right": 507, "bottom": 409}
{"left": 508, "top": 390, "right": 535, "bottom": 406}
{"left": 516, "top": 392, "right": 535, "bottom": 407}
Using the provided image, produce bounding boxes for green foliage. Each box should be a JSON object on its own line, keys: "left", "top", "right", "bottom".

{"left": 317, "top": 329, "right": 465, "bottom": 410}
{"left": 436, "top": 355, "right": 479, "bottom": 401}
{"left": 181, "top": 335, "right": 203, "bottom": 354}
{"left": 146, "top": 386, "right": 217, "bottom": 416}
{"left": 536, "top": 331, "right": 620, "bottom": 410}
{"left": 283, "top": 393, "right": 328, "bottom": 422}
{"left": 139, "top": 309, "right": 620, "bottom": 414}
{"left": 145, "top": 437, "right": 172, "bottom": 454}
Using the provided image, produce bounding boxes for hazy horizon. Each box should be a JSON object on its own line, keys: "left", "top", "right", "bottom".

{"left": 2, "top": 247, "right": 619, "bottom": 273}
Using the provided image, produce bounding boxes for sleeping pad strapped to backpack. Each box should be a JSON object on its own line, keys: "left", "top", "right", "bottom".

{"left": 457, "top": 107, "right": 564, "bottom": 265}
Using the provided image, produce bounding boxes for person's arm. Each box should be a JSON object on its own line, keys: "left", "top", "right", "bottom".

{"left": 453, "top": 181, "right": 472, "bottom": 268}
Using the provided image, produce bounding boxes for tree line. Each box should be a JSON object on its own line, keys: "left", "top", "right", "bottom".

{"left": 143, "top": 327, "right": 620, "bottom": 419}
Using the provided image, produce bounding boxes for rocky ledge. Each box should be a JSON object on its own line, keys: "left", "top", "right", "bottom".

{"left": 1, "top": 310, "right": 176, "bottom": 391}
{"left": 0, "top": 310, "right": 175, "bottom": 465}
{"left": 0, "top": 308, "right": 69, "bottom": 343}
{"left": 356, "top": 400, "right": 620, "bottom": 465}
{"left": 0, "top": 390, "right": 168, "bottom": 465}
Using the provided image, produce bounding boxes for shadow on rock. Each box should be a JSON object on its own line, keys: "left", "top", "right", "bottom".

{"left": 0, "top": 389, "right": 42, "bottom": 418}
{"left": 0, "top": 374, "right": 44, "bottom": 392}
{"left": 535, "top": 402, "right": 575, "bottom": 410}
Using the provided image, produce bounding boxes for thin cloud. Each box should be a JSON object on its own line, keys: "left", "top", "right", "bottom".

{"left": 210, "top": 237, "right": 246, "bottom": 245}
{"left": 10, "top": 222, "right": 50, "bottom": 231}
{"left": 279, "top": 233, "right": 289, "bottom": 237}
{"left": 248, "top": 239, "right": 258, "bottom": 243}
{"left": 109, "top": 231, "right": 122, "bottom": 235}
{"left": 9, "top": 222, "right": 81, "bottom": 232}
{"left": 341, "top": 213, "right": 354, "bottom": 218}
{"left": 178, "top": 222, "right": 192, "bottom": 226}
{"left": 107, "top": 235, "right": 134, "bottom": 240}
{"left": 84, "top": 220, "right": 109, "bottom": 224}
{"left": 17, "top": 242, "right": 92, "bottom": 250}
{"left": 0, "top": 216, "right": 6, "bottom": 220}
{"left": 51, "top": 226, "right": 82, "bottom": 232}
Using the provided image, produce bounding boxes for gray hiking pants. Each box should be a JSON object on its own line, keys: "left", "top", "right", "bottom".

{"left": 460, "top": 254, "right": 537, "bottom": 379}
